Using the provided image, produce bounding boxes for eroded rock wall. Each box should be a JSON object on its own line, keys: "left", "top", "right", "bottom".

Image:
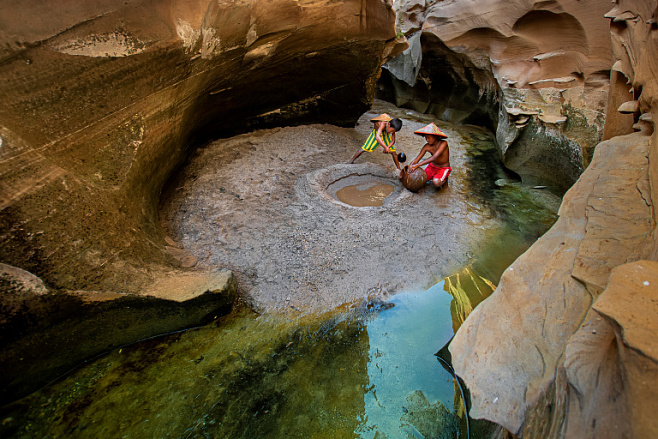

{"left": 0, "top": 0, "right": 404, "bottom": 294}
{"left": 450, "top": 1, "right": 658, "bottom": 437}
{"left": 388, "top": 0, "right": 613, "bottom": 192}
{"left": 378, "top": 30, "right": 501, "bottom": 131}
{"left": 0, "top": 0, "right": 405, "bottom": 403}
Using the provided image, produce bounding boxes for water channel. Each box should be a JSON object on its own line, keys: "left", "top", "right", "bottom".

{"left": 0, "top": 105, "right": 560, "bottom": 438}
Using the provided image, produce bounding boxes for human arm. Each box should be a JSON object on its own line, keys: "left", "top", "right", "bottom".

{"left": 410, "top": 141, "right": 447, "bottom": 170}
{"left": 374, "top": 123, "right": 392, "bottom": 153}
{"left": 409, "top": 145, "right": 429, "bottom": 171}
{"left": 387, "top": 132, "right": 397, "bottom": 154}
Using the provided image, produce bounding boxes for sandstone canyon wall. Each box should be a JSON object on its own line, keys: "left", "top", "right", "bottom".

{"left": 0, "top": 0, "right": 405, "bottom": 403}
{"left": 0, "top": 0, "right": 404, "bottom": 296}
{"left": 446, "top": 0, "right": 658, "bottom": 437}
{"left": 2, "top": 1, "right": 658, "bottom": 436}
{"left": 387, "top": 0, "right": 616, "bottom": 193}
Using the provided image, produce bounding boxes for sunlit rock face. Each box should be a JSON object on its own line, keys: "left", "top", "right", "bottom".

{"left": 387, "top": 0, "right": 614, "bottom": 192}
{"left": 0, "top": 0, "right": 405, "bottom": 403}
{"left": 450, "top": 0, "right": 658, "bottom": 437}
{"left": 0, "top": 0, "right": 405, "bottom": 294}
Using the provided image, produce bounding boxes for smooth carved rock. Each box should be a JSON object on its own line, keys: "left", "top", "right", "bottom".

{"left": 618, "top": 100, "right": 640, "bottom": 113}
{"left": 449, "top": 204, "right": 592, "bottom": 434}
{"left": 592, "top": 261, "right": 658, "bottom": 439}
{"left": 383, "top": 31, "right": 423, "bottom": 87}
{"left": 593, "top": 261, "right": 658, "bottom": 363}
{"left": 388, "top": 0, "right": 613, "bottom": 192}
{"left": 397, "top": 0, "right": 658, "bottom": 436}
{"left": 560, "top": 260, "right": 658, "bottom": 438}
{"left": 0, "top": 268, "right": 237, "bottom": 404}
{"left": 0, "top": 263, "right": 48, "bottom": 321}
{"left": 420, "top": 0, "right": 613, "bottom": 89}
{"left": 0, "top": 0, "right": 405, "bottom": 296}
{"left": 571, "top": 134, "right": 653, "bottom": 295}
{"left": 0, "top": 0, "right": 405, "bottom": 405}
{"left": 450, "top": 130, "right": 655, "bottom": 436}
{"left": 560, "top": 308, "right": 629, "bottom": 438}
{"left": 502, "top": 119, "right": 584, "bottom": 192}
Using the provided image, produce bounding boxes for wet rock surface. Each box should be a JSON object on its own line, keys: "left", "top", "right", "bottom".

{"left": 0, "top": 269, "right": 237, "bottom": 405}
{"left": 450, "top": 131, "right": 656, "bottom": 436}
{"left": 161, "top": 102, "right": 501, "bottom": 313}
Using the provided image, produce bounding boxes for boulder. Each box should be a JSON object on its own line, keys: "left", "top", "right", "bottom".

{"left": 502, "top": 119, "right": 584, "bottom": 193}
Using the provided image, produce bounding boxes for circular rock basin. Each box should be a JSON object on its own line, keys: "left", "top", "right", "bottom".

{"left": 162, "top": 128, "right": 506, "bottom": 314}
{"left": 321, "top": 165, "right": 404, "bottom": 209}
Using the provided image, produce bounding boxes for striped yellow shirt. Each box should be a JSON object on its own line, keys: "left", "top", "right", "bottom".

{"left": 361, "top": 129, "right": 395, "bottom": 152}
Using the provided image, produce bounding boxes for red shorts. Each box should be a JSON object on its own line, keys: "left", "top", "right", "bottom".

{"left": 425, "top": 164, "right": 451, "bottom": 182}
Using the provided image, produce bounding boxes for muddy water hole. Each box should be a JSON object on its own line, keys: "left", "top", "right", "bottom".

{"left": 0, "top": 101, "right": 560, "bottom": 438}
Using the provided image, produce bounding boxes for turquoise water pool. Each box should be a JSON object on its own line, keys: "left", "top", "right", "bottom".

{"left": 0, "top": 107, "right": 560, "bottom": 438}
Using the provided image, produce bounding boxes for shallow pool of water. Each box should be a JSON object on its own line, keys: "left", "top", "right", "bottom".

{"left": 0, "top": 282, "right": 472, "bottom": 439}
{"left": 336, "top": 182, "right": 395, "bottom": 207}
{"left": 0, "top": 104, "right": 560, "bottom": 438}
{"left": 357, "top": 283, "right": 463, "bottom": 438}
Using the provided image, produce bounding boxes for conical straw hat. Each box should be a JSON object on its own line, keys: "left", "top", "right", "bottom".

{"left": 370, "top": 113, "right": 393, "bottom": 122}
{"left": 414, "top": 122, "right": 448, "bottom": 138}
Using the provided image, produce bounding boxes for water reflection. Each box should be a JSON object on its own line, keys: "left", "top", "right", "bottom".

{"left": 1, "top": 284, "right": 472, "bottom": 439}
{"left": 357, "top": 283, "right": 462, "bottom": 438}
{"left": 0, "top": 105, "right": 561, "bottom": 438}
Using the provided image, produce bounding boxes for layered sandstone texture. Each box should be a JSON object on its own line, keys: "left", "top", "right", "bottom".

{"left": 450, "top": 0, "right": 658, "bottom": 437}
{"left": 0, "top": 0, "right": 404, "bottom": 295}
{"left": 388, "top": 0, "right": 616, "bottom": 193}
{"left": 0, "top": 0, "right": 405, "bottom": 403}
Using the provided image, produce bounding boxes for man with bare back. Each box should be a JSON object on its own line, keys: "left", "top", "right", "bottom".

{"left": 408, "top": 122, "right": 451, "bottom": 188}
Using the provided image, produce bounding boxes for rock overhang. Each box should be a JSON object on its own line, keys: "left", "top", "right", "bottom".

{"left": 0, "top": 0, "right": 407, "bottom": 406}
{"left": 0, "top": 0, "right": 407, "bottom": 296}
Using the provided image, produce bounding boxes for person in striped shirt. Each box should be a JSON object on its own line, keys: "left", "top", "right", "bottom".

{"left": 349, "top": 113, "right": 403, "bottom": 170}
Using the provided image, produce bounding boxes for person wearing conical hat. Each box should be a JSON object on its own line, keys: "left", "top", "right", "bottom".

{"left": 408, "top": 122, "right": 451, "bottom": 188}
{"left": 349, "top": 113, "right": 404, "bottom": 171}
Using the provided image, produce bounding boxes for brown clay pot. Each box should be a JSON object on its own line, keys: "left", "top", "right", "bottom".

{"left": 400, "top": 165, "right": 427, "bottom": 192}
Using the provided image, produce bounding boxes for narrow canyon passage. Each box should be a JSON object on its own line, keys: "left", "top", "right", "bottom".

{"left": 1, "top": 0, "right": 655, "bottom": 435}
{"left": 0, "top": 102, "right": 560, "bottom": 438}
